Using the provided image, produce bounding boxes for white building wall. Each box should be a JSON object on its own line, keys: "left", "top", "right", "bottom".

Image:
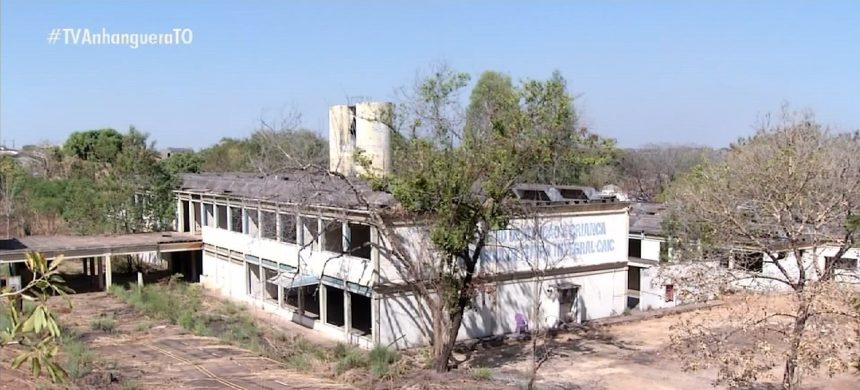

{"left": 640, "top": 238, "right": 661, "bottom": 261}
{"left": 200, "top": 252, "right": 245, "bottom": 298}
{"left": 378, "top": 267, "right": 627, "bottom": 349}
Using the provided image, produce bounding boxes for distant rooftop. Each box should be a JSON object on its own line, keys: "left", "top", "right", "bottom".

{"left": 629, "top": 202, "right": 667, "bottom": 236}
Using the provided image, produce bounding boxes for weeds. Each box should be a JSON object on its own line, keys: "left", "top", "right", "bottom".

{"left": 90, "top": 315, "right": 116, "bottom": 333}
{"left": 471, "top": 367, "right": 493, "bottom": 381}
{"left": 110, "top": 281, "right": 404, "bottom": 382}
{"left": 60, "top": 329, "right": 93, "bottom": 379}
{"left": 334, "top": 343, "right": 368, "bottom": 373}
{"left": 369, "top": 345, "right": 399, "bottom": 378}
{"left": 134, "top": 321, "right": 152, "bottom": 332}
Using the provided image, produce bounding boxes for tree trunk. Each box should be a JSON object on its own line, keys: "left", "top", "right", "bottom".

{"left": 782, "top": 298, "right": 810, "bottom": 390}
{"left": 433, "top": 305, "right": 466, "bottom": 372}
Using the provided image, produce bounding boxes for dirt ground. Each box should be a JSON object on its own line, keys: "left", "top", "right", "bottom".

{"left": 464, "top": 300, "right": 860, "bottom": 390}
{"left": 1, "top": 292, "right": 354, "bottom": 389}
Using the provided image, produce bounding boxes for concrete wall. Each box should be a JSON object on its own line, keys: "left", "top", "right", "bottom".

{"left": 377, "top": 266, "right": 627, "bottom": 349}
{"left": 201, "top": 226, "right": 372, "bottom": 286}
{"left": 641, "top": 238, "right": 661, "bottom": 261}
{"left": 201, "top": 252, "right": 245, "bottom": 298}
{"left": 482, "top": 210, "right": 629, "bottom": 273}
{"left": 329, "top": 102, "right": 393, "bottom": 177}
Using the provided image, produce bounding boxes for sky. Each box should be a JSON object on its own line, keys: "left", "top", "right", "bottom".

{"left": 1, "top": 1, "right": 858, "bottom": 150}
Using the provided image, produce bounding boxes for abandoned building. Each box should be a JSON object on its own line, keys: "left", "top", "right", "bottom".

{"left": 626, "top": 202, "right": 860, "bottom": 310}
{"left": 173, "top": 102, "right": 631, "bottom": 348}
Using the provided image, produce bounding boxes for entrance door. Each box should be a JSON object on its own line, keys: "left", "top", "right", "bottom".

{"left": 558, "top": 285, "right": 580, "bottom": 324}
{"left": 627, "top": 266, "right": 641, "bottom": 309}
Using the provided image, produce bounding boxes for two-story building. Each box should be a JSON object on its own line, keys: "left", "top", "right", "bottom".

{"left": 173, "top": 101, "right": 632, "bottom": 348}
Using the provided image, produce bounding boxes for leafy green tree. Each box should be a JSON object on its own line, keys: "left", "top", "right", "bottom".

{"left": 160, "top": 152, "right": 203, "bottom": 175}
{"left": 63, "top": 129, "right": 125, "bottom": 162}
{"left": 519, "top": 71, "right": 616, "bottom": 185}
{"left": 368, "top": 67, "right": 613, "bottom": 372}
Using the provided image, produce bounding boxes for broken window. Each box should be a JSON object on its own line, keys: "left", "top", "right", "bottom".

{"left": 826, "top": 256, "right": 858, "bottom": 271}
{"left": 735, "top": 252, "right": 764, "bottom": 273}
{"left": 181, "top": 200, "right": 190, "bottom": 232}
{"left": 247, "top": 263, "right": 262, "bottom": 298}
{"left": 263, "top": 266, "right": 279, "bottom": 305}
{"left": 216, "top": 205, "right": 228, "bottom": 230}
{"left": 347, "top": 223, "right": 371, "bottom": 259}
{"left": 284, "top": 286, "right": 300, "bottom": 309}
{"left": 323, "top": 220, "right": 344, "bottom": 253}
{"left": 628, "top": 238, "right": 642, "bottom": 258}
{"left": 301, "top": 216, "right": 319, "bottom": 247}
{"left": 302, "top": 285, "right": 320, "bottom": 318}
{"left": 558, "top": 188, "right": 588, "bottom": 200}
{"left": 522, "top": 190, "right": 550, "bottom": 202}
{"left": 260, "top": 211, "right": 277, "bottom": 240}
{"left": 279, "top": 213, "right": 298, "bottom": 244}
{"left": 204, "top": 203, "right": 214, "bottom": 227}
{"left": 350, "top": 292, "right": 372, "bottom": 335}
{"left": 230, "top": 207, "right": 243, "bottom": 233}
{"left": 247, "top": 209, "right": 260, "bottom": 237}
{"left": 325, "top": 285, "right": 345, "bottom": 327}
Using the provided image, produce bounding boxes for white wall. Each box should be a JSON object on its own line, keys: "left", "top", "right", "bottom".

{"left": 641, "top": 238, "right": 661, "bottom": 261}
{"left": 377, "top": 267, "right": 628, "bottom": 349}
{"left": 201, "top": 226, "right": 371, "bottom": 286}
{"left": 200, "top": 252, "right": 245, "bottom": 298}
{"left": 483, "top": 211, "right": 629, "bottom": 273}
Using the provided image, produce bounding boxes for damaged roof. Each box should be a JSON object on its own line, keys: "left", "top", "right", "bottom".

{"left": 629, "top": 202, "right": 666, "bottom": 236}
{"left": 178, "top": 172, "right": 397, "bottom": 209}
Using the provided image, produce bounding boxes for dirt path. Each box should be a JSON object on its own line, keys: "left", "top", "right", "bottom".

{"left": 1, "top": 292, "right": 353, "bottom": 389}
{"left": 466, "top": 302, "right": 860, "bottom": 390}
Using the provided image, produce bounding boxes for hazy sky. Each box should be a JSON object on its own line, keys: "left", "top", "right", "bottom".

{"left": 1, "top": 1, "right": 858, "bottom": 149}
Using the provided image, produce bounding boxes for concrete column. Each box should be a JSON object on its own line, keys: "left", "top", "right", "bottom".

{"left": 370, "top": 228, "right": 380, "bottom": 344}
{"left": 214, "top": 203, "right": 220, "bottom": 229}
{"left": 275, "top": 212, "right": 282, "bottom": 242}
{"left": 104, "top": 255, "right": 112, "bottom": 291}
{"left": 97, "top": 257, "right": 104, "bottom": 290}
{"left": 227, "top": 206, "right": 233, "bottom": 232}
{"left": 344, "top": 288, "right": 352, "bottom": 338}
{"left": 317, "top": 218, "right": 325, "bottom": 251}
{"left": 298, "top": 286, "right": 305, "bottom": 315}
{"left": 277, "top": 282, "right": 284, "bottom": 308}
{"left": 319, "top": 284, "right": 328, "bottom": 324}
{"left": 81, "top": 258, "right": 88, "bottom": 276}
{"left": 342, "top": 222, "right": 350, "bottom": 253}
{"left": 189, "top": 201, "right": 197, "bottom": 234}
{"left": 258, "top": 262, "right": 264, "bottom": 301}
{"left": 242, "top": 208, "right": 249, "bottom": 234}
{"left": 176, "top": 199, "right": 184, "bottom": 232}
{"left": 256, "top": 207, "right": 262, "bottom": 238}
{"left": 295, "top": 215, "right": 302, "bottom": 245}
{"left": 190, "top": 251, "right": 198, "bottom": 282}
{"left": 137, "top": 271, "right": 144, "bottom": 289}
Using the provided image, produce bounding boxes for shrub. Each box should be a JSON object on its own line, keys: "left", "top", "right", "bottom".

{"left": 61, "top": 332, "right": 93, "bottom": 378}
{"left": 369, "top": 345, "right": 399, "bottom": 378}
{"left": 334, "top": 344, "right": 368, "bottom": 374}
{"left": 471, "top": 367, "right": 493, "bottom": 381}
{"left": 134, "top": 321, "right": 152, "bottom": 332}
{"left": 90, "top": 315, "right": 116, "bottom": 333}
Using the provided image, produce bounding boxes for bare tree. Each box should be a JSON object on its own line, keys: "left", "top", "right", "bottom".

{"left": 663, "top": 108, "right": 860, "bottom": 389}
{"left": 618, "top": 144, "right": 719, "bottom": 201}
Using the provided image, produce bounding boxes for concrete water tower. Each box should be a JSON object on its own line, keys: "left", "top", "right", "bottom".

{"left": 329, "top": 101, "right": 393, "bottom": 177}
